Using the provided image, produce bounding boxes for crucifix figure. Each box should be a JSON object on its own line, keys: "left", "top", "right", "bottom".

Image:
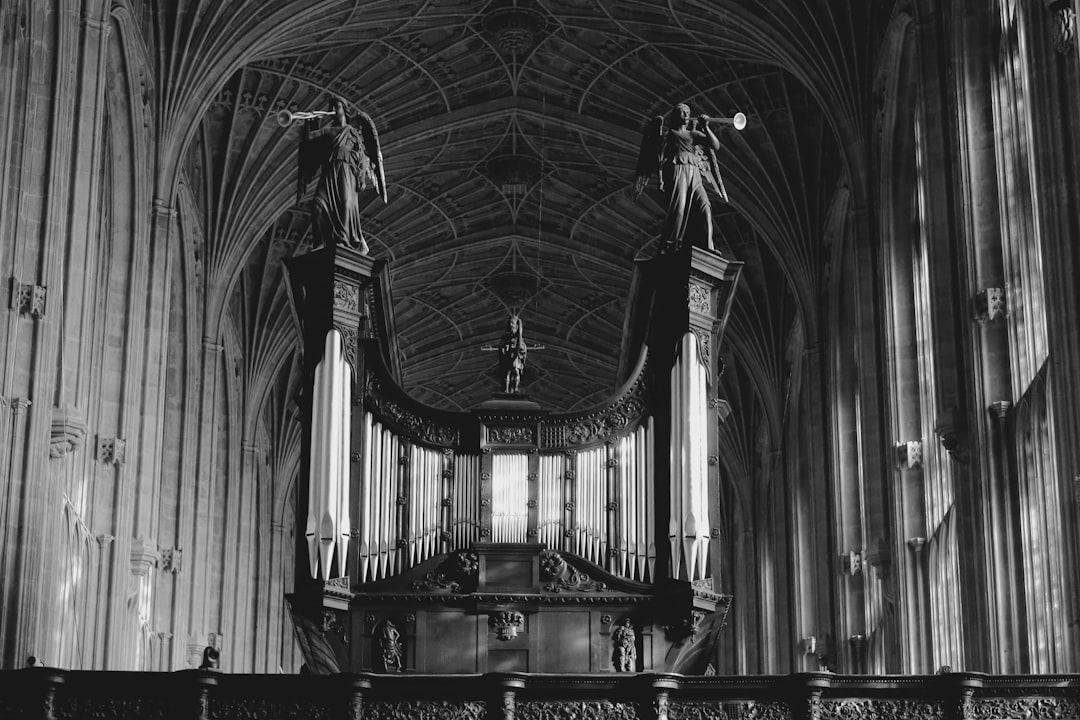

{"left": 481, "top": 314, "right": 544, "bottom": 394}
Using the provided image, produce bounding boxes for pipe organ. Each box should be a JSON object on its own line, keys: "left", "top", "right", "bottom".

{"left": 352, "top": 413, "right": 657, "bottom": 584}
{"left": 286, "top": 244, "right": 741, "bottom": 674}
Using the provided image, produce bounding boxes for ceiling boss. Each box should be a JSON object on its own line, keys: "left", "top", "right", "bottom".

{"left": 283, "top": 96, "right": 388, "bottom": 254}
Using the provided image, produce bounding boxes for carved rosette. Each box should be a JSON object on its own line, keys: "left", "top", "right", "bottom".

{"left": 687, "top": 281, "right": 711, "bottom": 315}
{"left": 540, "top": 551, "right": 607, "bottom": 593}
{"left": 410, "top": 550, "right": 479, "bottom": 593}
{"left": 333, "top": 279, "right": 360, "bottom": 312}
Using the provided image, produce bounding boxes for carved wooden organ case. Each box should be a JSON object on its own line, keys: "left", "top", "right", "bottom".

{"left": 283, "top": 245, "right": 742, "bottom": 675}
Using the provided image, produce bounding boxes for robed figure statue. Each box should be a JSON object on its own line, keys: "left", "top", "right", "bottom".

{"left": 297, "top": 97, "right": 387, "bottom": 253}
{"left": 499, "top": 314, "right": 528, "bottom": 394}
{"left": 634, "top": 102, "right": 728, "bottom": 254}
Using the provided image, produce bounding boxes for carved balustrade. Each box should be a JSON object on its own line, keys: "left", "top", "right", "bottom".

{"left": 2, "top": 668, "right": 1078, "bottom": 720}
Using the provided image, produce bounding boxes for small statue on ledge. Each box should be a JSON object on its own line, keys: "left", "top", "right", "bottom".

{"left": 611, "top": 618, "right": 637, "bottom": 672}
{"left": 634, "top": 102, "right": 729, "bottom": 255}
{"left": 198, "top": 645, "right": 220, "bottom": 671}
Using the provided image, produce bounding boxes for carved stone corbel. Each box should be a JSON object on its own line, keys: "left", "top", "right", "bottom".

{"left": 50, "top": 407, "right": 87, "bottom": 459}
{"left": 935, "top": 407, "right": 970, "bottom": 464}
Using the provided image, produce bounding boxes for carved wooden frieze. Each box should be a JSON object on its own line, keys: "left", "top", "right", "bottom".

{"left": 487, "top": 425, "right": 536, "bottom": 445}
{"left": 209, "top": 698, "right": 334, "bottom": 719}
{"left": 365, "top": 373, "right": 461, "bottom": 448}
{"left": 669, "top": 701, "right": 791, "bottom": 720}
{"left": 969, "top": 697, "right": 1080, "bottom": 719}
{"left": 366, "top": 701, "right": 487, "bottom": 720}
{"left": 819, "top": 699, "right": 942, "bottom": 720}
{"left": 56, "top": 696, "right": 172, "bottom": 720}
{"left": 539, "top": 385, "right": 647, "bottom": 448}
{"left": 517, "top": 701, "right": 639, "bottom": 720}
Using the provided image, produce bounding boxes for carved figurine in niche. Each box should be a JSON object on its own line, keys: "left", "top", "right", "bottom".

{"left": 296, "top": 96, "right": 387, "bottom": 253}
{"left": 377, "top": 620, "right": 403, "bottom": 672}
{"left": 634, "top": 102, "right": 729, "bottom": 254}
{"left": 611, "top": 618, "right": 637, "bottom": 672}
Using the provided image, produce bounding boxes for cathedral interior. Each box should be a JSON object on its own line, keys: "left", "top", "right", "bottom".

{"left": 2, "top": 0, "right": 1080, "bottom": 707}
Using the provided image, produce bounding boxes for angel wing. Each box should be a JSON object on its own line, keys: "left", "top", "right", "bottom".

{"left": 296, "top": 121, "right": 325, "bottom": 204}
{"left": 352, "top": 110, "right": 388, "bottom": 204}
{"left": 634, "top": 115, "right": 664, "bottom": 196}
{"left": 698, "top": 145, "right": 729, "bottom": 203}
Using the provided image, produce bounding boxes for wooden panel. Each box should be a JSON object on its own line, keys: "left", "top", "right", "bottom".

{"left": 536, "top": 611, "right": 591, "bottom": 673}
{"left": 422, "top": 612, "right": 481, "bottom": 673}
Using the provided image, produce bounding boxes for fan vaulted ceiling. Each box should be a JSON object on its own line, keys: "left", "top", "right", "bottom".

{"left": 180, "top": 0, "right": 893, "bottom": 415}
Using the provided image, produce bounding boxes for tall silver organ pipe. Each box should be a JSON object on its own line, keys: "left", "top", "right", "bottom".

{"left": 452, "top": 454, "right": 482, "bottom": 550}
{"left": 492, "top": 454, "right": 529, "bottom": 542}
{"left": 353, "top": 412, "right": 654, "bottom": 582}
{"left": 537, "top": 455, "right": 563, "bottom": 549}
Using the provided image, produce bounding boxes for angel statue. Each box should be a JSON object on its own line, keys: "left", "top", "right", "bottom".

{"left": 297, "top": 96, "right": 387, "bottom": 253}
{"left": 634, "top": 102, "right": 729, "bottom": 254}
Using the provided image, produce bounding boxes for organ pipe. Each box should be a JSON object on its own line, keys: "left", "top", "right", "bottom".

{"left": 306, "top": 330, "right": 351, "bottom": 580}
{"left": 350, "top": 410, "right": 659, "bottom": 583}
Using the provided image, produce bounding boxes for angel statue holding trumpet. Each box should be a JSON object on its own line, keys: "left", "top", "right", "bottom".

{"left": 285, "top": 97, "right": 387, "bottom": 253}
{"left": 635, "top": 102, "right": 744, "bottom": 255}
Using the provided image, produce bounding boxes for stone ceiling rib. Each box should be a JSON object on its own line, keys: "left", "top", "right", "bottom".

{"left": 181, "top": 0, "right": 899, "bottom": 413}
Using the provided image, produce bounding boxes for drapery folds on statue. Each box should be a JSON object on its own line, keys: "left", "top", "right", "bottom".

{"left": 297, "top": 97, "right": 387, "bottom": 253}
{"left": 635, "top": 103, "right": 728, "bottom": 254}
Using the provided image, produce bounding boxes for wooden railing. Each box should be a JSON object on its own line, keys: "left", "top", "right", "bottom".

{"left": 3, "top": 668, "right": 1078, "bottom": 720}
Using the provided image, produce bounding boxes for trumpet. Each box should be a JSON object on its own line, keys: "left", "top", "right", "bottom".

{"left": 700, "top": 112, "right": 747, "bottom": 131}
{"left": 275, "top": 109, "right": 335, "bottom": 127}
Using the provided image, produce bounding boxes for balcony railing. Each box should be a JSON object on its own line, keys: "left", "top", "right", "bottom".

{"left": 3, "top": 668, "right": 1078, "bottom": 720}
